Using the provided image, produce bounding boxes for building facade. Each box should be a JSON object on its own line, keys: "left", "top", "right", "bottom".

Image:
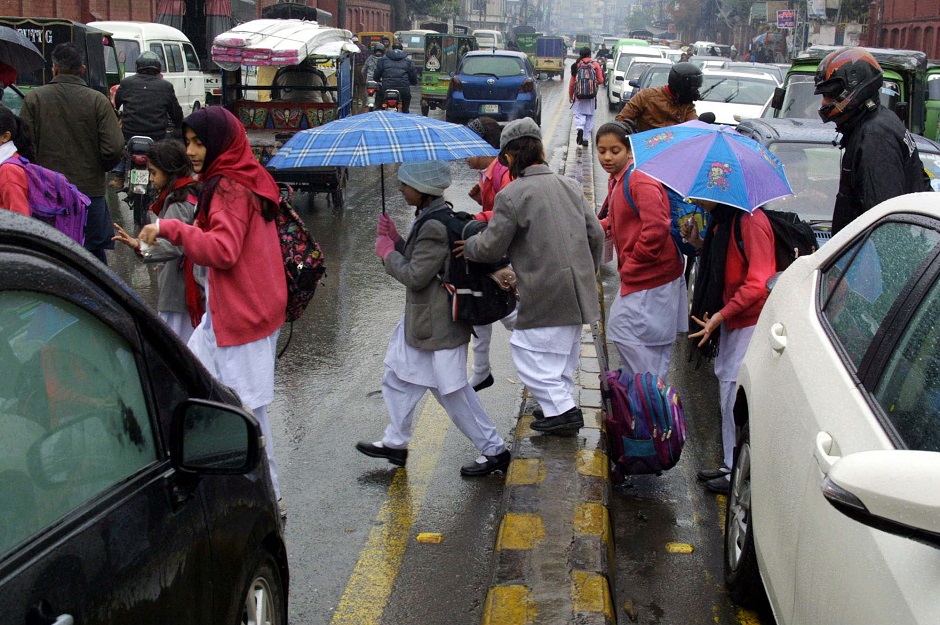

{"left": 868, "top": 0, "right": 940, "bottom": 57}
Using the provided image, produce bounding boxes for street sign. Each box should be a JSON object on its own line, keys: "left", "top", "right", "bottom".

{"left": 776, "top": 9, "right": 796, "bottom": 29}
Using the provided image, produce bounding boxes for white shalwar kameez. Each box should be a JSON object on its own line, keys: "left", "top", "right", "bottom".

{"left": 607, "top": 275, "right": 688, "bottom": 379}
{"left": 510, "top": 324, "right": 581, "bottom": 417}
{"left": 187, "top": 281, "right": 281, "bottom": 498}
{"left": 714, "top": 324, "right": 756, "bottom": 470}
{"left": 158, "top": 311, "right": 195, "bottom": 345}
{"left": 469, "top": 308, "right": 518, "bottom": 386}
{"left": 572, "top": 97, "right": 599, "bottom": 136}
{"left": 381, "top": 318, "right": 506, "bottom": 456}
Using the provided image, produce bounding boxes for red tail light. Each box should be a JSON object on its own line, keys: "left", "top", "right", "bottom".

{"left": 449, "top": 75, "right": 462, "bottom": 93}
{"left": 366, "top": 86, "right": 376, "bottom": 95}
{"left": 131, "top": 155, "right": 148, "bottom": 165}
{"left": 519, "top": 78, "right": 534, "bottom": 94}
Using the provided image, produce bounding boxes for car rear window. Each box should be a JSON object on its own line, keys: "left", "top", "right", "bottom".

{"left": 461, "top": 56, "right": 525, "bottom": 77}
{"left": 616, "top": 53, "right": 658, "bottom": 71}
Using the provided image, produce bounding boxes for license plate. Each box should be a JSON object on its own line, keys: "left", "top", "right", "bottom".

{"left": 129, "top": 169, "right": 150, "bottom": 186}
{"left": 480, "top": 104, "right": 500, "bottom": 114}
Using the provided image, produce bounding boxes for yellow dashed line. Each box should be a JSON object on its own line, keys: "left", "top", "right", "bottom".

{"left": 665, "top": 542, "right": 694, "bottom": 554}
{"left": 571, "top": 571, "right": 615, "bottom": 618}
{"left": 573, "top": 502, "right": 610, "bottom": 543}
{"left": 329, "top": 400, "right": 449, "bottom": 625}
{"left": 576, "top": 449, "right": 607, "bottom": 478}
{"left": 506, "top": 458, "right": 545, "bottom": 486}
{"left": 496, "top": 513, "right": 546, "bottom": 550}
{"left": 481, "top": 585, "right": 537, "bottom": 625}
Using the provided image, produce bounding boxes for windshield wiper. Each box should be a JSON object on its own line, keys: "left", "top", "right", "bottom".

{"left": 472, "top": 72, "right": 499, "bottom": 78}
{"left": 699, "top": 79, "right": 726, "bottom": 100}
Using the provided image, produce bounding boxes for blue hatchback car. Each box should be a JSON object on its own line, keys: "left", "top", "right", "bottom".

{"left": 445, "top": 50, "right": 542, "bottom": 125}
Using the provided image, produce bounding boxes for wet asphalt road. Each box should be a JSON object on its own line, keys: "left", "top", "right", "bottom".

{"left": 107, "top": 70, "right": 767, "bottom": 625}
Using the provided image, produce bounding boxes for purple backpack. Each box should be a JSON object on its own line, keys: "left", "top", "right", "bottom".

{"left": 603, "top": 370, "right": 687, "bottom": 482}
{"left": 10, "top": 156, "right": 90, "bottom": 245}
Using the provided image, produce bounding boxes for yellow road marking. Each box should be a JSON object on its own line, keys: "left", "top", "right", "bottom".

{"left": 495, "top": 513, "right": 546, "bottom": 550}
{"left": 576, "top": 450, "right": 607, "bottom": 478}
{"left": 329, "top": 399, "right": 449, "bottom": 625}
{"left": 482, "top": 585, "right": 537, "bottom": 625}
{"left": 665, "top": 542, "right": 694, "bottom": 554}
{"left": 506, "top": 458, "right": 545, "bottom": 486}
{"left": 571, "top": 571, "right": 615, "bottom": 617}
{"left": 573, "top": 502, "right": 609, "bottom": 542}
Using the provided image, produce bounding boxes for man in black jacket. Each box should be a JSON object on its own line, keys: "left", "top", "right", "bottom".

{"left": 114, "top": 51, "right": 184, "bottom": 142}
{"left": 814, "top": 47, "right": 931, "bottom": 234}
{"left": 373, "top": 44, "right": 419, "bottom": 113}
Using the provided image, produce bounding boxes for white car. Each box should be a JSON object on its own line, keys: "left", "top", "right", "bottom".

{"left": 726, "top": 191, "right": 940, "bottom": 624}
{"left": 608, "top": 48, "right": 665, "bottom": 110}
{"left": 694, "top": 69, "right": 777, "bottom": 125}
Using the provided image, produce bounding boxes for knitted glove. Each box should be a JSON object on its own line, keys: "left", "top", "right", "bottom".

{"left": 377, "top": 213, "right": 401, "bottom": 242}
{"left": 375, "top": 234, "right": 396, "bottom": 260}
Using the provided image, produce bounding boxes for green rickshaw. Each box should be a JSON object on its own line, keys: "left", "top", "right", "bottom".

{"left": 420, "top": 33, "right": 478, "bottom": 116}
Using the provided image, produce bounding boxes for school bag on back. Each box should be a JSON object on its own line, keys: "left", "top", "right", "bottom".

{"left": 9, "top": 156, "right": 89, "bottom": 245}
{"left": 603, "top": 370, "right": 687, "bottom": 482}
{"left": 415, "top": 207, "right": 516, "bottom": 326}
{"left": 574, "top": 61, "right": 599, "bottom": 100}
{"left": 623, "top": 165, "right": 706, "bottom": 258}
{"left": 733, "top": 208, "right": 816, "bottom": 272}
{"left": 274, "top": 184, "right": 326, "bottom": 323}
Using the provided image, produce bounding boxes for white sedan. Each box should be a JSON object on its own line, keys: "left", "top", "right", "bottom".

{"left": 726, "top": 192, "right": 940, "bottom": 624}
{"left": 695, "top": 69, "right": 778, "bottom": 125}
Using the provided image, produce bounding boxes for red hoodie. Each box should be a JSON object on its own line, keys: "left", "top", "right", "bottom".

{"left": 601, "top": 166, "right": 684, "bottom": 296}
{"left": 720, "top": 209, "right": 776, "bottom": 330}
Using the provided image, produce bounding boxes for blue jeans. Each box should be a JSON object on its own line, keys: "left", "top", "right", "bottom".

{"left": 84, "top": 196, "right": 114, "bottom": 264}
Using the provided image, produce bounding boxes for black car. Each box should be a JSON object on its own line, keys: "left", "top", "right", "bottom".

{"left": 735, "top": 117, "right": 940, "bottom": 247}
{"left": 0, "top": 212, "right": 288, "bottom": 624}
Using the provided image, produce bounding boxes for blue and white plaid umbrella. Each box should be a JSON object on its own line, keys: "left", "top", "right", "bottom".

{"left": 267, "top": 110, "right": 497, "bottom": 211}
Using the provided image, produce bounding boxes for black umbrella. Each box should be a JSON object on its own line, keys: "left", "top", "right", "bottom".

{"left": 0, "top": 25, "right": 45, "bottom": 75}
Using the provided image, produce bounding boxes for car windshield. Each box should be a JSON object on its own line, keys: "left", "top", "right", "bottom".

{"left": 616, "top": 53, "right": 657, "bottom": 71}
{"left": 780, "top": 74, "right": 901, "bottom": 117}
{"left": 400, "top": 34, "right": 425, "bottom": 48}
{"left": 461, "top": 56, "right": 525, "bottom": 77}
{"left": 699, "top": 75, "right": 776, "bottom": 105}
{"left": 762, "top": 142, "right": 841, "bottom": 221}
{"left": 626, "top": 62, "right": 654, "bottom": 80}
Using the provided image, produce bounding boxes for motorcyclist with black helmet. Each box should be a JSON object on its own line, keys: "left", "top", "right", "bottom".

{"left": 114, "top": 51, "right": 184, "bottom": 143}
{"left": 814, "top": 47, "right": 931, "bottom": 234}
{"left": 615, "top": 62, "right": 701, "bottom": 131}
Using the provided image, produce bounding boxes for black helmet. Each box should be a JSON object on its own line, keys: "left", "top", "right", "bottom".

{"left": 135, "top": 51, "right": 162, "bottom": 74}
{"left": 814, "top": 47, "right": 883, "bottom": 125}
{"left": 668, "top": 62, "right": 703, "bottom": 104}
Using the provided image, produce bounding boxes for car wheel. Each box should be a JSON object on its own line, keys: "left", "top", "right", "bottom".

{"left": 193, "top": 101, "right": 202, "bottom": 112}
{"left": 240, "top": 552, "right": 286, "bottom": 625}
{"left": 533, "top": 107, "right": 542, "bottom": 125}
{"left": 724, "top": 424, "right": 768, "bottom": 610}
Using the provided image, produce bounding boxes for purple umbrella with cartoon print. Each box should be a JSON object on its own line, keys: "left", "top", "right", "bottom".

{"left": 628, "top": 120, "right": 793, "bottom": 212}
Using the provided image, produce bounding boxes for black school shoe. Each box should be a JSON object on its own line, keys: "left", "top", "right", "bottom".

{"left": 460, "top": 449, "right": 511, "bottom": 476}
{"left": 530, "top": 407, "right": 583, "bottom": 433}
{"left": 576, "top": 128, "right": 584, "bottom": 145}
{"left": 355, "top": 441, "right": 408, "bottom": 467}
{"left": 697, "top": 467, "right": 730, "bottom": 481}
{"left": 472, "top": 373, "right": 494, "bottom": 392}
{"left": 702, "top": 475, "right": 731, "bottom": 495}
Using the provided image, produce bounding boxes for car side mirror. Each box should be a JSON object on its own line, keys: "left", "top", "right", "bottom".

{"left": 614, "top": 75, "right": 622, "bottom": 81}
{"left": 771, "top": 86, "right": 784, "bottom": 110}
{"left": 171, "top": 399, "right": 261, "bottom": 474}
{"left": 628, "top": 79, "right": 640, "bottom": 88}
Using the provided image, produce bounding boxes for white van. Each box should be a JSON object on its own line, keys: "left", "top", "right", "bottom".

{"left": 471, "top": 29, "right": 505, "bottom": 50}
{"left": 90, "top": 21, "right": 207, "bottom": 113}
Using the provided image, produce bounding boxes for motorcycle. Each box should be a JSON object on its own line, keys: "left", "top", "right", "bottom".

{"left": 124, "top": 136, "right": 156, "bottom": 230}
{"left": 365, "top": 80, "right": 380, "bottom": 111}
{"left": 382, "top": 88, "right": 402, "bottom": 112}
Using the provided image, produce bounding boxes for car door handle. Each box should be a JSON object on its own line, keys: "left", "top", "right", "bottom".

{"left": 769, "top": 322, "right": 787, "bottom": 353}
{"left": 813, "top": 431, "right": 840, "bottom": 475}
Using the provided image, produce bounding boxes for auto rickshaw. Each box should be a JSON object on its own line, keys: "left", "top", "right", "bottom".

{"left": 534, "top": 36, "right": 566, "bottom": 79}
{"left": 515, "top": 32, "right": 541, "bottom": 67}
{"left": 419, "top": 33, "right": 478, "bottom": 116}
{"left": 214, "top": 19, "right": 358, "bottom": 206}
{"left": 0, "top": 17, "right": 122, "bottom": 113}
{"left": 358, "top": 31, "right": 394, "bottom": 51}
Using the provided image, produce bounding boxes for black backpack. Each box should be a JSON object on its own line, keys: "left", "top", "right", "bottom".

{"left": 734, "top": 208, "right": 817, "bottom": 271}
{"left": 415, "top": 207, "right": 516, "bottom": 327}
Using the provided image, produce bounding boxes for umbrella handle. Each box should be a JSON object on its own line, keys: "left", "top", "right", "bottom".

{"left": 381, "top": 163, "right": 386, "bottom": 213}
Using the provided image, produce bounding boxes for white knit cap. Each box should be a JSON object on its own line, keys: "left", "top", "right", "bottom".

{"left": 397, "top": 161, "right": 452, "bottom": 196}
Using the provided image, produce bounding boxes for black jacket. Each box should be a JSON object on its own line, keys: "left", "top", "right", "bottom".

{"left": 833, "top": 105, "right": 931, "bottom": 234}
{"left": 114, "top": 73, "right": 184, "bottom": 141}
{"left": 373, "top": 49, "right": 418, "bottom": 91}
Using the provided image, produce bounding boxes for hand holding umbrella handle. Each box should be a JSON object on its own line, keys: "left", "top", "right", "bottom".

{"left": 375, "top": 234, "right": 396, "bottom": 260}
{"left": 377, "top": 213, "right": 401, "bottom": 242}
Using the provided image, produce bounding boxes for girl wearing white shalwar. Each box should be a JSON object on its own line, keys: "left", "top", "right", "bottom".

{"left": 461, "top": 118, "right": 605, "bottom": 434}
{"left": 357, "top": 161, "right": 510, "bottom": 477}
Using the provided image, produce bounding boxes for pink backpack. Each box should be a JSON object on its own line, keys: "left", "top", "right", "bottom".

{"left": 10, "top": 156, "right": 90, "bottom": 245}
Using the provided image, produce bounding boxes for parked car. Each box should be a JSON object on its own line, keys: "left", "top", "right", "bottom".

{"left": 0, "top": 212, "right": 288, "bottom": 624}
{"left": 725, "top": 190, "right": 940, "bottom": 624}
{"left": 694, "top": 69, "right": 778, "bottom": 126}
{"left": 607, "top": 47, "right": 665, "bottom": 110}
{"left": 445, "top": 49, "right": 541, "bottom": 124}
{"left": 735, "top": 117, "right": 940, "bottom": 247}
{"left": 719, "top": 61, "right": 784, "bottom": 85}
{"left": 617, "top": 58, "right": 672, "bottom": 107}
{"left": 625, "top": 63, "right": 673, "bottom": 103}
